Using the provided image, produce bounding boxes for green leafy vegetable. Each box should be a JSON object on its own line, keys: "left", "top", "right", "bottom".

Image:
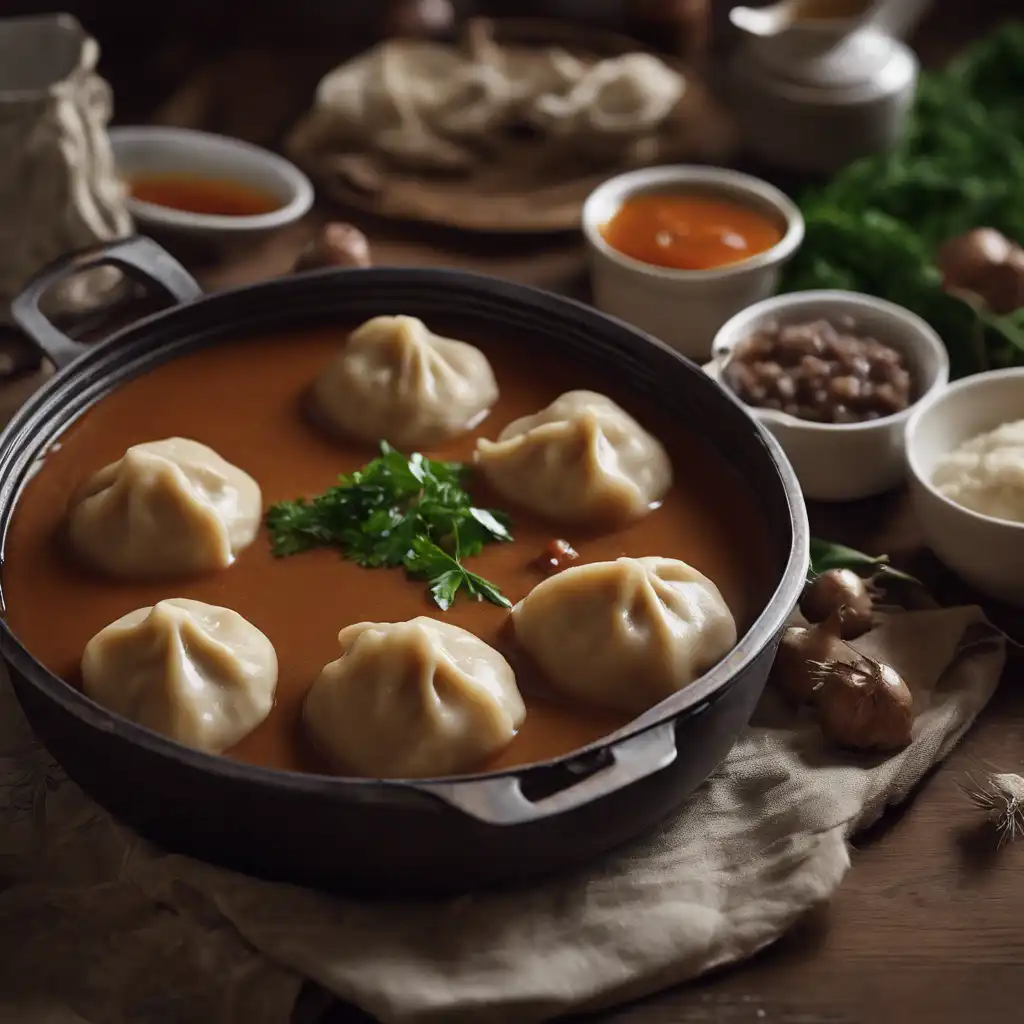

{"left": 780, "top": 23, "right": 1024, "bottom": 377}
{"left": 265, "top": 442, "right": 512, "bottom": 610}
{"left": 809, "top": 538, "right": 918, "bottom": 584}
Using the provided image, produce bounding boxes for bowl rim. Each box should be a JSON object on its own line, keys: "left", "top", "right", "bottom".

{"left": 580, "top": 164, "right": 806, "bottom": 283}
{"left": 708, "top": 288, "right": 951, "bottom": 434}
{"left": 0, "top": 263, "right": 810, "bottom": 793}
{"left": 109, "top": 125, "right": 315, "bottom": 233}
{"left": 905, "top": 364, "right": 1024, "bottom": 531}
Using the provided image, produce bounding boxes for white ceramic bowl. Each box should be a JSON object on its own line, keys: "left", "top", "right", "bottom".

{"left": 109, "top": 126, "right": 315, "bottom": 240}
{"left": 705, "top": 290, "right": 949, "bottom": 502}
{"left": 581, "top": 165, "right": 804, "bottom": 361}
{"left": 906, "top": 367, "right": 1024, "bottom": 607}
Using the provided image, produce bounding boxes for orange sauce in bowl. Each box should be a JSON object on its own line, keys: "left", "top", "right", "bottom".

{"left": 129, "top": 174, "right": 281, "bottom": 217}
{"left": 600, "top": 194, "right": 785, "bottom": 272}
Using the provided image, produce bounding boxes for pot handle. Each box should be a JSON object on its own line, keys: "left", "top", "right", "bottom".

{"left": 417, "top": 720, "right": 679, "bottom": 826}
{"left": 11, "top": 235, "right": 203, "bottom": 370}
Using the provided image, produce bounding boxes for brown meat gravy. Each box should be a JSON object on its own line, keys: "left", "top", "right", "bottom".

{"left": 2, "top": 324, "right": 777, "bottom": 777}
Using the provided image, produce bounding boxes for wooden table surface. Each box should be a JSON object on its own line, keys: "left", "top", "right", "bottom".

{"left": 180, "top": 217, "right": 1024, "bottom": 1024}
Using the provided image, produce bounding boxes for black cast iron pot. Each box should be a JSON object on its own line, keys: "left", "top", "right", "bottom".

{"left": 0, "top": 236, "right": 809, "bottom": 897}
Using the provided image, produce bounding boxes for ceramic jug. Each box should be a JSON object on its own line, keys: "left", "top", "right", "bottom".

{"left": 0, "top": 14, "right": 132, "bottom": 323}
{"left": 726, "top": 0, "right": 932, "bottom": 174}
{"left": 729, "top": 0, "right": 933, "bottom": 70}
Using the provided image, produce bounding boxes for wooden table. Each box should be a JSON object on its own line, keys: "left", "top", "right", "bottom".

{"left": 181, "top": 215, "right": 1024, "bottom": 1024}
{"left": 15, "top": 4, "right": 1016, "bottom": 1018}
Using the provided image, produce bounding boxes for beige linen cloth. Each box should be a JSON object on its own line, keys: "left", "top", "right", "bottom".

{"left": 0, "top": 604, "right": 1005, "bottom": 1024}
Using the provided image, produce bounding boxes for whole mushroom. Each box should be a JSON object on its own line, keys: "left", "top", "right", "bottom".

{"left": 383, "top": 0, "right": 456, "bottom": 38}
{"left": 983, "top": 247, "right": 1024, "bottom": 316}
{"left": 294, "top": 223, "right": 373, "bottom": 272}
{"left": 937, "top": 228, "right": 1013, "bottom": 296}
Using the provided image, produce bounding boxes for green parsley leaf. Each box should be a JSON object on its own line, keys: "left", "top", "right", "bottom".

{"left": 404, "top": 535, "right": 513, "bottom": 611}
{"left": 265, "top": 442, "right": 513, "bottom": 610}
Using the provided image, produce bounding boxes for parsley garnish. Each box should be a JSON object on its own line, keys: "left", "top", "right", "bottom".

{"left": 264, "top": 442, "right": 513, "bottom": 610}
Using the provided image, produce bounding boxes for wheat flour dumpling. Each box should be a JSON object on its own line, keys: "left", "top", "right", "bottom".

{"left": 81, "top": 599, "right": 278, "bottom": 754}
{"left": 304, "top": 616, "right": 525, "bottom": 778}
{"left": 66, "top": 437, "right": 262, "bottom": 580}
{"left": 474, "top": 390, "right": 672, "bottom": 524}
{"left": 513, "top": 556, "right": 736, "bottom": 715}
{"left": 310, "top": 315, "right": 499, "bottom": 449}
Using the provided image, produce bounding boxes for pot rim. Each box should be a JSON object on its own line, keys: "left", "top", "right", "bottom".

{"left": 0, "top": 261, "right": 809, "bottom": 799}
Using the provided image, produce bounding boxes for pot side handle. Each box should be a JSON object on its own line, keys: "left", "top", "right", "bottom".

{"left": 417, "top": 720, "right": 679, "bottom": 827}
{"left": 11, "top": 235, "right": 203, "bottom": 371}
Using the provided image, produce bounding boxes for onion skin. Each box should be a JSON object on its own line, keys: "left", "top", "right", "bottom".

{"left": 800, "top": 568, "right": 874, "bottom": 640}
{"left": 770, "top": 609, "right": 856, "bottom": 705}
{"left": 813, "top": 660, "right": 914, "bottom": 752}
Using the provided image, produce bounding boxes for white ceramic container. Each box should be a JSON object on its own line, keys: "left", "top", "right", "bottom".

{"left": 109, "top": 126, "right": 314, "bottom": 241}
{"left": 705, "top": 289, "right": 949, "bottom": 502}
{"left": 581, "top": 165, "right": 804, "bottom": 362}
{"left": 905, "top": 367, "right": 1024, "bottom": 607}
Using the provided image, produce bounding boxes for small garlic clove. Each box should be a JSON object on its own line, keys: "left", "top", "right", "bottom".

{"left": 990, "top": 773, "right": 1024, "bottom": 802}
{"left": 958, "top": 771, "right": 1024, "bottom": 846}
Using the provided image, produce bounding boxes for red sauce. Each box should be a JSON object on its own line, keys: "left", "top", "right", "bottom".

{"left": 129, "top": 174, "right": 280, "bottom": 217}
{"left": 600, "top": 193, "right": 784, "bottom": 272}
{"left": 1, "top": 325, "right": 777, "bottom": 777}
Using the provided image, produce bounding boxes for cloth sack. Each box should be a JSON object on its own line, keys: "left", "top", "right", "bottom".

{"left": 0, "top": 15, "right": 131, "bottom": 324}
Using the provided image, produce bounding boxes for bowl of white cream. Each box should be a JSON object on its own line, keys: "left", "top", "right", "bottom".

{"left": 906, "top": 366, "right": 1024, "bottom": 606}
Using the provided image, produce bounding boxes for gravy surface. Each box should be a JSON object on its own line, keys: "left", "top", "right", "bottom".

{"left": 2, "top": 325, "right": 775, "bottom": 777}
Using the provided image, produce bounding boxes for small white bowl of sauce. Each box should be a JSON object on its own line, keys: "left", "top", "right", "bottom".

{"left": 581, "top": 165, "right": 805, "bottom": 361}
{"left": 109, "top": 126, "right": 315, "bottom": 240}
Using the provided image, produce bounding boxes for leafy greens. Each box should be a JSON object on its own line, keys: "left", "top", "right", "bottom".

{"left": 780, "top": 23, "right": 1024, "bottom": 377}
{"left": 808, "top": 537, "right": 917, "bottom": 584}
{"left": 265, "top": 442, "right": 513, "bottom": 610}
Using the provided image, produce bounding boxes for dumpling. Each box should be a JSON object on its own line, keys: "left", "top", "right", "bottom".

{"left": 474, "top": 390, "right": 672, "bottom": 524}
{"left": 310, "top": 315, "right": 499, "bottom": 449}
{"left": 304, "top": 616, "right": 525, "bottom": 778}
{"left": 513, "top": 556, "right": 737, "bottom": 715}
{"left": 67, "top": 437, "right": 261, "bottom": 579}
{"left": 81, "top": 599, "right": 278, "bottom": 754}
